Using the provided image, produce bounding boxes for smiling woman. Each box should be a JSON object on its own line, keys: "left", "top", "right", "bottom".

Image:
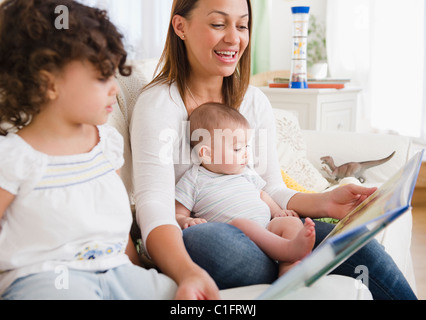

{"left": 128, "top": 0, "right": 418, "bottom": 301}
{"left": 156, "top": 0, "right": 252, "bottom": 114}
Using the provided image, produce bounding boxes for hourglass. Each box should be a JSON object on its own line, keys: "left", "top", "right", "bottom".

{"left": 290, "top": 6, "right": 310, "bottom": 89}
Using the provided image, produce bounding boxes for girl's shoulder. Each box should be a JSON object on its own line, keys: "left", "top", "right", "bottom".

{"left": 0, "top": 133, "right": 46, "bottom": 195}
{"left": 0, "top": 132, "right": 45, "bottom": 161}
{"left": 98, "top": 124, "right": 124, "bottom": 170}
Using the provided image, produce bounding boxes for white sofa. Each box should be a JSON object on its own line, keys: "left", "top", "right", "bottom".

{"left": 109, "top": 60, "right": 416, "bottom": 300}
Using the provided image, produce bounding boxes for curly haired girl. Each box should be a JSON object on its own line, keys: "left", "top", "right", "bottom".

{"left": 0, "top": 0, "right": 176, "bottom": 300}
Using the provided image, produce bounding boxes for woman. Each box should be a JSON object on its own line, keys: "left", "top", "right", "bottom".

{"left": 130, "top": 0, "right": 416, "bottom": 300}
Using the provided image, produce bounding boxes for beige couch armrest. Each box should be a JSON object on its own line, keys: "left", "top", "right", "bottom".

{"left": 301, "top": 130, "right": 412, "bottom": 185}
{"left": 301, "top": 129, "right": 416, "bottom": 291}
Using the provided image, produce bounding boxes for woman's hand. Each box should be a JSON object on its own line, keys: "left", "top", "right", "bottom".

{"left": 174, "top": 265, "right": 220, "bottom": 300}
{"left": 146, "top": 225, "right": 220, "bottom": 300}
{"left": 324, "top": 184, "right": 377, "bottom": 220}
{"left": 288, "top": 184, "right": 377, "bottom": 220}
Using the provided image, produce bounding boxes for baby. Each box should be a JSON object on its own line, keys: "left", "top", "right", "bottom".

{"left": 175, "top": 102, "right": 315, "bottom": 275}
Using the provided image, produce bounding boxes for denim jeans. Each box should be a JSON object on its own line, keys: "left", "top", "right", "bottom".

{"left": 183, "top": 221, "right": 417, "bottom": 300}
{"left": 2, "top": 264, "right": 177, "bottom": 300}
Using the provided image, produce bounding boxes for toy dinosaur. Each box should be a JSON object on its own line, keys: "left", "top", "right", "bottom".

{"left": 321, "top": 151, "right": 395, "bottom": 183}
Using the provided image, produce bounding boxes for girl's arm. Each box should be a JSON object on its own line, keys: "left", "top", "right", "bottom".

{"left": 125, "top": 234, "right": 142, "bottom": 266}
{"left": 0, "top": 187, "right": 14, "bottom": 221}
{"left": 116, "top": 170, "right": 142, "bottom": 266}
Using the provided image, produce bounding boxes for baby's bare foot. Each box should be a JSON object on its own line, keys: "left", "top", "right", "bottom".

{"left": 288, "top": 218, "right": 315, "bottom": 261}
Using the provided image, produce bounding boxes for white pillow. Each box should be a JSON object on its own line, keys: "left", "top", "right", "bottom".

{"left": 273, "top": 109, "right": 330, "bottom": 192}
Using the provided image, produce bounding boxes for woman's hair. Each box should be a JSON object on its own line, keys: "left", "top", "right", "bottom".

{"left": 0, "top": 0, "right": 131, "bottom": 135}
{"left": 147, "top": 0, "right": 252, "bottom": 110}
{"left": 189, "top": 102, "right": 250, "bottom": 148}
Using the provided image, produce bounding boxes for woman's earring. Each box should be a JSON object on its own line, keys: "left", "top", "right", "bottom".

{"left": 181, "top": 34, "right": 185, "bottom": 40}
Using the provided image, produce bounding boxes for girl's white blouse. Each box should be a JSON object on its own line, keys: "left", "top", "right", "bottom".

{"left": 0, "top": 125, "right": 132, "bottom": 294}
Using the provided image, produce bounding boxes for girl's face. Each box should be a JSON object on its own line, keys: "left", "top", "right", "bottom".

{"left": 54, "top": 60, "right": 119, "bottom": 126}
{"left": 177, "top": 0, "right": 250, "bottom": 79}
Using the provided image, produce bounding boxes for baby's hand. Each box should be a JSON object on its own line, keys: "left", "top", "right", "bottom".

{"left": 273, "top": 209, "right": 299, "bottom": 218}
{"left": 183, "top": 218, "right": 207, "bottom": 229}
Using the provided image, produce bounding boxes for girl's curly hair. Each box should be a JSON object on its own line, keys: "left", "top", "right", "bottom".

{"left": 0, "top": 0, "right": 132, "bottom": 135}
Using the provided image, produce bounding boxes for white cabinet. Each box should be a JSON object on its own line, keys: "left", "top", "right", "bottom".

{"left": 259, "top": 87, "right": 361, "bottom": 131}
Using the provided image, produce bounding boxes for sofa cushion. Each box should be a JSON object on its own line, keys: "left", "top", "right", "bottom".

{"left": 109, "top": 59, "right": 159, "bottom": 201}
{"left": 220, "top": 275, "right": 372, "bottom": 300}
{"left": 273, "top": 109, "right": 330, "bottom": 192}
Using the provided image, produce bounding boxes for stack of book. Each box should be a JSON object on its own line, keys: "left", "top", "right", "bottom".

{"left": 269, "top": 78, "right": 350, "bottom": 89}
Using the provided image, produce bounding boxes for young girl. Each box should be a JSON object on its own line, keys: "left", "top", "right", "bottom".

{"left": 0, "top": 0, "right": 176, "bottom": 300}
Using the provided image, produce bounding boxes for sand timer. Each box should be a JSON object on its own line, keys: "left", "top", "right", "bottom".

{"left": 290, "top": 6, "right": 310, "bottom": 89}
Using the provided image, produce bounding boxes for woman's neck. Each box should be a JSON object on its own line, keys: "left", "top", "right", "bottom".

{"left": 185, "top": 75, "right": 224, "bottom": 115}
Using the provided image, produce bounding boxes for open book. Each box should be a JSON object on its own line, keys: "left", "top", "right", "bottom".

{"left": 258, "top": 150, "right": 424, "bottom": 299}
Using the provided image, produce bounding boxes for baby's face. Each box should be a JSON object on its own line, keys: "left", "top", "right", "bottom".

{"left": 205, "top": 125, "right": 251, "bottom": 175}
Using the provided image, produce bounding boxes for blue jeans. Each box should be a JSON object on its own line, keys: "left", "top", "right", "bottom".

{"left": 2, "top": 264, "right": 177, "bottom": 300}
{"left": 183, "top": 221, "right": 417, "bottom": 300}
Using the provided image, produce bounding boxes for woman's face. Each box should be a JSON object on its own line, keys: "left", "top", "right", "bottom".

{"left": 177, "top": 0, "right": 250, "bottom": 79}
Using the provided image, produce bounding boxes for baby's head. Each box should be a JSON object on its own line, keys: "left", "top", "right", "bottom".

{"left": 189, "top": 102, "right": 251, "bottom": 175}
{"left": 0, "top": 0, "right": 131, "bottom": 134}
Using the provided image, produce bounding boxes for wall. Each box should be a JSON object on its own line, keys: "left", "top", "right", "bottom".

{"left": 269, "top": 0, "right": 327, "bottom": 71}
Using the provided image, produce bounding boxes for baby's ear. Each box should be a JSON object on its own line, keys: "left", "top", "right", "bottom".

{"left": 39, "top": 70, "right": 59, "bottom": 101}
{"left": 198, "top": 145, "right": 212, "bottom": 164}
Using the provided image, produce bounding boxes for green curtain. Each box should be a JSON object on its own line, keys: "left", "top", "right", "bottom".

{"left": 251, "top": 0, "right": 270, "bottom": 75}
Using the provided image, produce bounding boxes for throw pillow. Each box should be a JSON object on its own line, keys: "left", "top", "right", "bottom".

{"left": 273, "top": 109, "right": 329, "bottom": 192}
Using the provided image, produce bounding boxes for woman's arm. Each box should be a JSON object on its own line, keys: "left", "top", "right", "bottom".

{"left": 146, "top": 225, "right": 219, "bottom": 300}
{"left": 130, "top": 86, "right": 219, "bottom": 299}
{"left": 287, "top": 184, "right": 377, "bottom": 219}
{"left": 130, "top": 87, "right": 183, "bottom": 246}
{"left": 260, "top": 190, "right": 298, "bottom": 218}
{"left": 249, "top": 87, "right": 376, "bottom": 220}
